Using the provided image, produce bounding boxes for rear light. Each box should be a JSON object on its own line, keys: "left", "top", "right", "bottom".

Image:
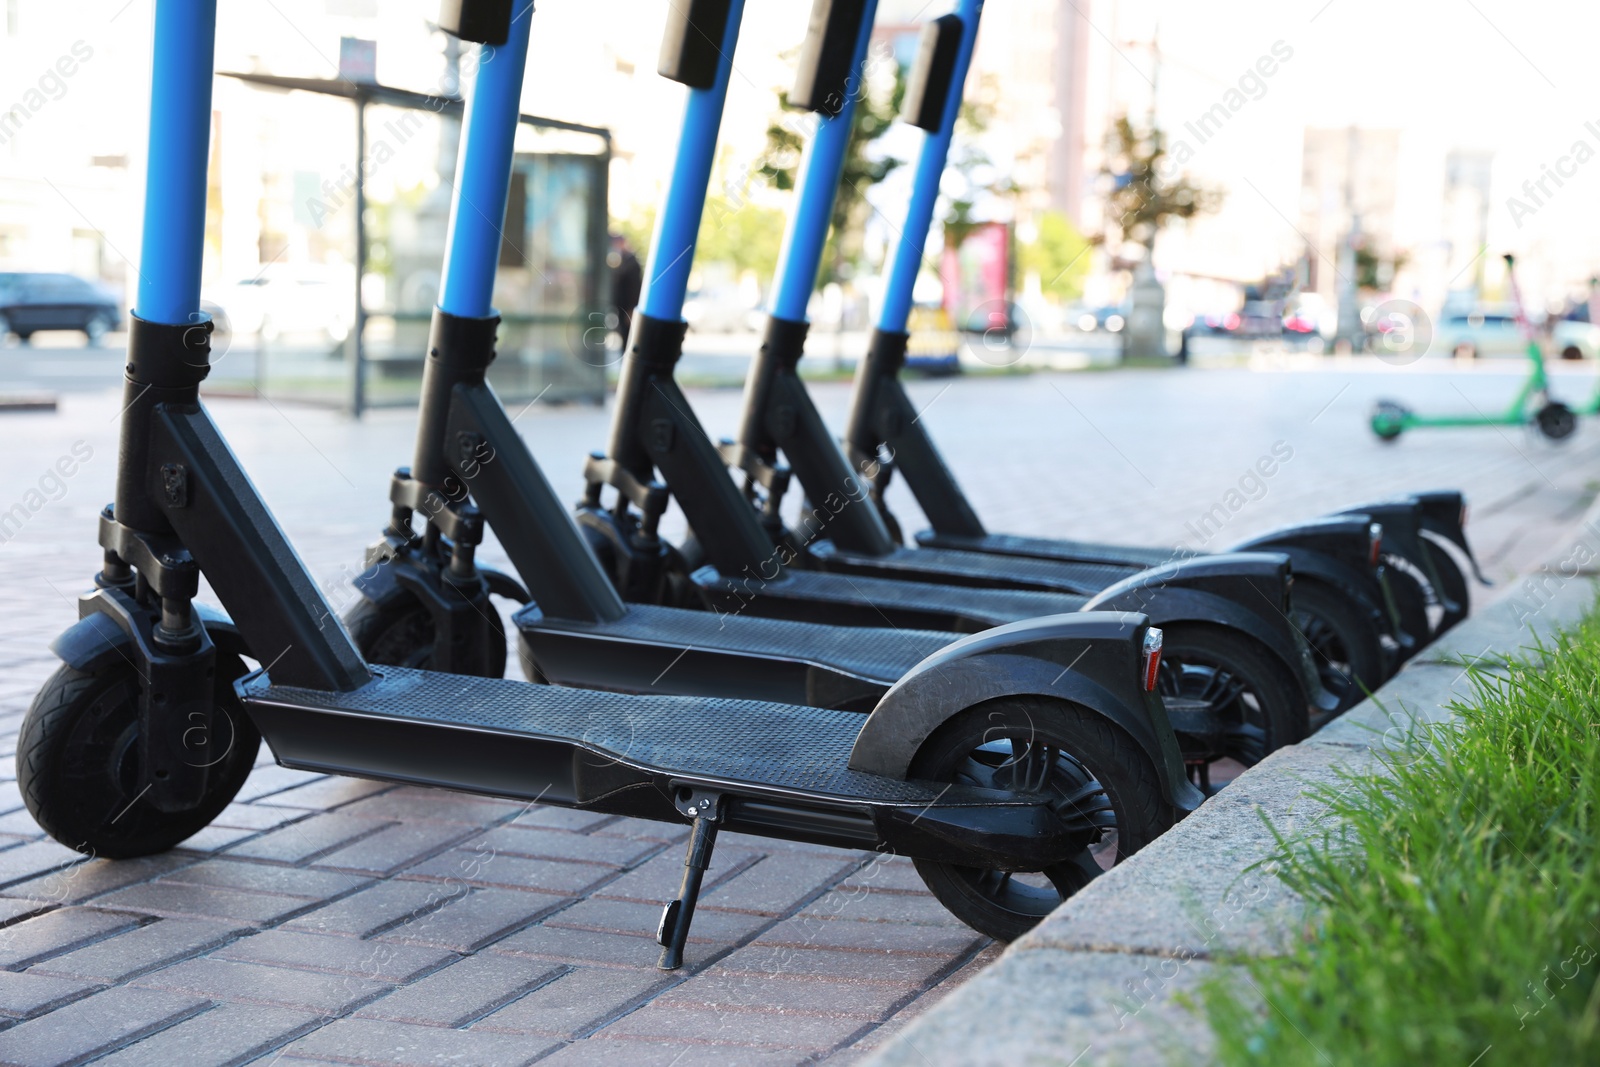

{"left": 1142, "top": 627, "right": 1164, "bottom": 692}
{"left": 1368, "top": 522, "right": 1383, "bottom": 567}
{"left": 1461, "top": 503, "right": 1469, "bottom": 530}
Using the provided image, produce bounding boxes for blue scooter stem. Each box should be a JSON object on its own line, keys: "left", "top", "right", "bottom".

{"left": 877, "top": 0, "right": 982, "bottom": 335}
{"left": 766, "top": 0, "right": 880, "bottom": 323}
{"left": 135, "top": 0, "right": 218, "bottom": 326}
{"left": 438, "top": 1, "right": 535, "bottom": 319}
{"left": 639, "top": 0, "right": 747, "bottom": 323}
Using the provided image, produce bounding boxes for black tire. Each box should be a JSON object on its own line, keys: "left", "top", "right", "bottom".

{"left": 909, "top": 696, "right": 1174, "bottom": 942}
{"left": 1381, "top": 562, "right": 1433, "bottom": 660}
{"left": 1536, "top": 401, "right": 1577, "bottom": 441}
{"left": 1159, "top": 624, "right": 1308, "bottom": 772}
{"left": 1290, "top": 579, "right": 1386, "bottom": 712}
{"left": 17, "top": 657, "right": 260, "bottom": 858}
{"left": 1561, "top": 344, "right": 1584, "bottom": 361}
{"left": 344, "top": 595, "right": 507, "bottom": 678}
{"left": 85, "top": 313, "right": 112, "bottom": 345}
{"left": 1371, "top": 400, "right": 1408, "bottom": 442}
{"left": 1422, "top": 537, "right": 1470, "bottom": 634}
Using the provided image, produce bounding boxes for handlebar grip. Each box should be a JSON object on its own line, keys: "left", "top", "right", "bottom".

{"left": 438, "top": 0, "right": 512, "bottom": 46}
{"left": 901, "top": 14, "right": 964, "bottom": 132}
{"left": 659, "top": 0, "right": 735, "bottom": 89}
{"left": 791, "top": 0, "right": 869, "bottom": 116}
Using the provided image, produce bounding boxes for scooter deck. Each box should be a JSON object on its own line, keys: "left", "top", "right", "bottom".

{"left": 914, "top": 530, "right": 1178, "bottom": 570}
{"left": 516, "top": 602, "right": 950, "bottom": 708}
{"left": 240, "top": 665, "right": 942, "bottom": 809}
{"left": 809, "top": 541, "right": 1140, "bottom": 595}
{"left": 689, "top": 566, "right": 1091, "bottom": 631}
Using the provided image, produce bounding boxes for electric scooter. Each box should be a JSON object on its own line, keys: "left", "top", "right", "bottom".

{"left": 576, "top": 0, "right": 1399, "bottom": 710}
{"left": 18, "top": 0, "right": 1198, "bottom": 965}
{"left": 342, "top": 0, "right": 1314, "bottom": 785}
{"left": 757, "top": 3, "right": 1478, "bottom": 693}
{"left": 1372, "top": 254, "right": 1579, "bottom": 443}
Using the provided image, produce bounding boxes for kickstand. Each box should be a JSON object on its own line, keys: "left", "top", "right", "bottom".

{"left": 657, "top": 790, "right": 723, "bottom": 970}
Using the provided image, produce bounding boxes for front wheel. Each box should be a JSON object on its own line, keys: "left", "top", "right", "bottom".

{"left": 1291, "top": 579, "right": 1387, "bottom": 712}
{"left": 344, "top": 595, "right": 508, "bottom": 678}
{"left": 1370, "top": 400, "right": 1408, "bottom": 442}
{"left": 910, "top": 696, "right": 1174, "bottom": 942}
{"left": 17, "top": 657, "right": 260, "bottom": 858}
{"left": 1158, "top": 624, "right": 1308, "bottom": 785}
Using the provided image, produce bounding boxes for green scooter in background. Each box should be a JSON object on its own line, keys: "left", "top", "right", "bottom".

{"left": 1372, "top": 254, "right": 1581, "bottom": 442}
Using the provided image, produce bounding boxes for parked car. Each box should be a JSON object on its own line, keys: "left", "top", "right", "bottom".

{"left": 1071, "top": 305, "right": 1126, "bottom": 333}
{"left": 1553, "top": 306, "right": 1600, "bottom": 360}
{"left": 205, "top": 266, "right": 351, "bottom": 345}
{"left": 1433, "top": 305, "right": 1531, "bottom": 359}
{"left": 0, "top": 272, "right": 121, "bottom": 344}
{"left": 681, "top": 287, "right": 760, "bottom": 333}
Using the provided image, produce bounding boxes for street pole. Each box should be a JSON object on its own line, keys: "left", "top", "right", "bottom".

{"left": 349, "top": 92, "right": 368, "bottom": 418}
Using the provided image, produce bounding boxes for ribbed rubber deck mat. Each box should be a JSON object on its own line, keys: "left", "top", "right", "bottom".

{"left": 693, "top": 569, "right": 1089, "bottom": 626}
{"left": 245, "top": 666, "right": 940, "bottom": 802}
{"left": 914, "top": 530, "right": 1178, "bottom": 569}
{"left": 531, "top": 604, "right": 949, "bottom": 682}
{"left": 811, "top": 541, "right": 1139, "bottom": 594}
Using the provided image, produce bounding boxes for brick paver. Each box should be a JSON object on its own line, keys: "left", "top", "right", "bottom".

{"left": 0, "top": 367, "right": 1593, "bottom": 1063}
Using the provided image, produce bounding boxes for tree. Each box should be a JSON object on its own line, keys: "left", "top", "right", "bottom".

{"left": 1096, "top": 115, "right": 1220, "bottom": 261}
{"left": 1096, "top": 115, "right": 1220, "bottom": 358}
{"left": 695, "top": 191, "right": 787, "bottom": 282}
{"left": 1020, "top": 211, "right": 1092, "bottom": 301}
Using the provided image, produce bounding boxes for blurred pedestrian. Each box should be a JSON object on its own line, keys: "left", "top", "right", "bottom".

{"left": 609, "top": 232, "right": 642, "bottom": 350}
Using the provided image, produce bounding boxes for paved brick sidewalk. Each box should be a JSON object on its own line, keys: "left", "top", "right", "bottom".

{"left": 0, "top": 364, "right": 1594, "bottom": 1065}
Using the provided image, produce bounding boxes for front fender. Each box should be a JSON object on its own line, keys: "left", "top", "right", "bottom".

{"left": 1081, "top": 552, "right": 1332, "bottom": 712}
{"left": 53, "top": 597, "right": 250, "bottom": 672}
{"left": 850, "top": 611, "right": 1202, "bottom": 812}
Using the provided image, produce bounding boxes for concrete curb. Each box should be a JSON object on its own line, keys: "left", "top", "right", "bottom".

{"left": 865, "top": 549, "right": 1599, "bottom": 1066}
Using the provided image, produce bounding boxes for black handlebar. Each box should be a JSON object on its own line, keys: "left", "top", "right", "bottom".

{"left": 902, "top": 14, "right": 964, "bottom": 132}
{"left": 438, "top": 0, "right": 512, "bottom": 46}
{"left": 659, "top": 0, "right": 735, "bottom": 89}
{"left": 791, "top": 0, "right": 869, "bottom": 116}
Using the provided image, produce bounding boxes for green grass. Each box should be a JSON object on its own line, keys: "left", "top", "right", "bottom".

{"left": 1199, "top": 600, "right": 1600, "bottom": 1064}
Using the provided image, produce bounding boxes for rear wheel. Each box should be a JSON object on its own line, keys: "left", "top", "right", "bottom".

{"left": 1381, "top": 561, "right": 1434, "bottom": 660}
{"left": 1158, "top": 625, "right": 1307, "bottom": 788}
{"left": 910, "top": 696, "right": 1173, "bottom": 941}
{"left": 1291, "top": 579, "right": 1385, "bottom": 711}
{"left": 17, "top": 656, "right": 260, "bottom": 858}
{"left": 1536, "top": 401, "right": 1577, "bottom": 441}
{"left": 1422, "top": 537, "right": 1470, "bottom": 634}
{"left": 345, "top": 595, "right": 508, "bottom": 678}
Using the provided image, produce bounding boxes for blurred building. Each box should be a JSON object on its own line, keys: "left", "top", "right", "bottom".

{"left": 1298, "top": 127, "right": 1400, "bottom": 301}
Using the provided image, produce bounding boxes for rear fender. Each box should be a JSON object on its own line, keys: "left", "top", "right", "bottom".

{"left": 1231, "top": 516, "right": 1386, "bottom": 612}
{"left": 1403, "top": 490, "right": 1488, "bottom": 585}
{"left": 1080, "top": 552, "right": 1331, "bottom": 712}
{"left": 1339, "top": 500, "right": 1458, "bottom": 630}
{"left": 850, "top": 611, "right": 1203, "bottom": 813}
